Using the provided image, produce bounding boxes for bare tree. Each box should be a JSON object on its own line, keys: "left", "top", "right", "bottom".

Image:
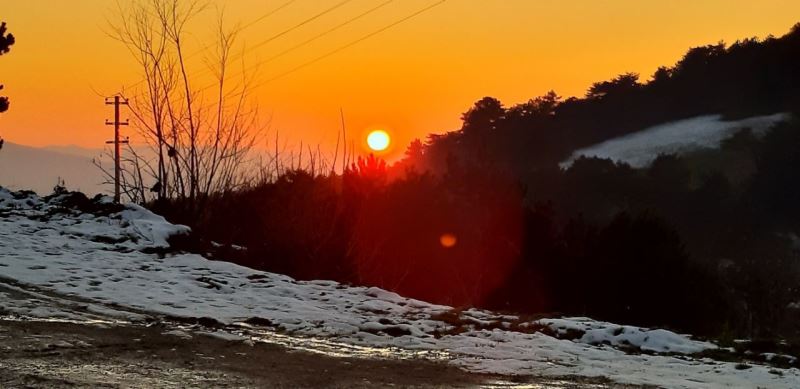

{"left": 105, "top": 0, "right": 261, "bottom": 204}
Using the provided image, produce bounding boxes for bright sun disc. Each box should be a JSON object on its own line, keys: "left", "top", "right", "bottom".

{"left": 367, "top": 130, "right": 391, "bottom": 151}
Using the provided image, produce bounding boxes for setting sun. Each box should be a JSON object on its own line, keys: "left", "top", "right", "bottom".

{"left": 366, "top": 130, "right": 391, "bottom": 152}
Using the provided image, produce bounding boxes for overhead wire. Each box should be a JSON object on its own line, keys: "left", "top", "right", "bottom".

{"left": 238, "top": 0, "right": 297, "bottom": 31}
{"left": 249, "top": 0, "right": 394, "bottom": 71}
{"left": 194, "top": 0, "right": 396, "bottom": 95}
{"left": 235, "top": 0, "right": 353, "bottom": 59}
{"left": 241, "top": 0, "right": 447, "bottom": 93}
{"left": 120, "top": 0, "right": 296, "bottom": 93}
{"left": 124, "top": 0, "right": 449, "bottom": 117}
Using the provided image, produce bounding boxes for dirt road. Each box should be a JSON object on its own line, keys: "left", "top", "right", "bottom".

{"left": 0, "top": 318, "right": 647, "bottom": 389}
{"left": 0, "top": 319, "right": 491, "bottom": 388}
{"left": 0, "top": 280, "right": 643, "bottom": 388}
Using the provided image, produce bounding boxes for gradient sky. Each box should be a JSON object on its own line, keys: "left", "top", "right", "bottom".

{"left": 0, "top": 0, "right": 798, "bottom": 160}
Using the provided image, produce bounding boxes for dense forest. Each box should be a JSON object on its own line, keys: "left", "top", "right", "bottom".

{"left": 155, "top": 24, "right": 800, "bottom": 339}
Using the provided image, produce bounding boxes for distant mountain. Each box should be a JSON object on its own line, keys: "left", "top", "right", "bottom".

{"left": 0, "top": 142, "right": 106, "bottom": 196}
{"left": 42, "top": 144, "right": 104, "bottom": 159}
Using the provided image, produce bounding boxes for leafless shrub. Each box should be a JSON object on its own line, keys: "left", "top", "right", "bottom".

{"left": 103, "top": 0, "right": 265, "bottom": 205}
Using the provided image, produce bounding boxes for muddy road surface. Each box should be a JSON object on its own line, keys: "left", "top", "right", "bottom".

{"left": 0, "top": 319, "right": 493, "bottom": 388}
{"left": 0, "top": 318, "right": 646, "bottom": 389}
{"left": 0, "top": 280, "right": 640, "bottom": 388}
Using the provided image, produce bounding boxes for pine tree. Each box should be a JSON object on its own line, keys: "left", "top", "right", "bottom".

{"left": 0, "top": 21, "right": 15, "bottom": 149}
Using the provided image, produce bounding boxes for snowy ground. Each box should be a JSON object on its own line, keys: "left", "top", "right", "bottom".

{"left": 1, "top": 188, "right": 799, "bottom": 388}
{"left": 562, "top": 113, "right": 790, "bottom": 168}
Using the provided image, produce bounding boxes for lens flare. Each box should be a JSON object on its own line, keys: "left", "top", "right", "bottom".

{"left": 367, "top": 130, "right": 391, "bottom": 151}
{"left": 439, "top": 233, "right": 457, "bottom": 248}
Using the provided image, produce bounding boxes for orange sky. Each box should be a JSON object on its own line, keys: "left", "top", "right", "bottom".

{"left": 0, "top": 0, "right": 799, "bottom": 161}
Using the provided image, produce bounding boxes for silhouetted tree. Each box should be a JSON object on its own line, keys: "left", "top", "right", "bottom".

{"left": 586, "top": 72, "right": 642, "bottom": 100}
{"left": 461, "top": 97, "right": 504, "bottom": 133}
{"left": 648, "top": 154, "right": 691, "bottom": 192}
{"left": 392, "top": 138, "right": 426, "bottom": 175}
{"left": 0, "top": 21, "right": 14, "bottom": 150}
{"left": 0, "top": 22, "right": 13, "bottom": 114}
{"left": 581, "top": 212, "right": 697, "bottom": 326}
{"left": 750, "top": 118, "right": 800, "bottom": 227}
{"left": 650, "top": 66, "right": 672, "bottom": 85}
{"left": 721, "top": 128, "right": 758, "bottom": 153}
{"left": 507, "top": 90, "right": 561, "bottom": 119}
{"left": 404, "top": 138, "right": 424, "bottom": 160}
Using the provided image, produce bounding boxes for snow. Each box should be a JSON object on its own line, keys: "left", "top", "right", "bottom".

{"left": 763, "top": 353, "right": 798, "bottom": 365}
{"left": 1, "top": 187, "right": 799, "bottom": 388}
{"left": 538, "top": 317, "right": 714, "bottom": 354}
{"left": 562, "top": 112, "right": 791, "bottom": 168}
{"left": 117, "top": 204, "right": 190, "bottom": 248}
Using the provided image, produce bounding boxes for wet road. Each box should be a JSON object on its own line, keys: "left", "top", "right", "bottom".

{"left": 0, "top": 319, "right": 489, "bottom": 388}
{"left": 0, "top": 320, "right": 651, "bottom": 389}
{"left": 0, "top": 281, "right": 643, "bottom": 388}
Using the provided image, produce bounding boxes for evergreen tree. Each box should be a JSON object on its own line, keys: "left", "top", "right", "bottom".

{"left": 0, "top": 21, "right": 14, "bottom": 150}
{"left": 0, "top": 22, "right": 14, "bottom": 114}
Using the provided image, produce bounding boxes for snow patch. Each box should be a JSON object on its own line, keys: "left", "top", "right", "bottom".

{"left": 117, "top": 204, "right": 190, "bottom": 248}
{"left": 539, "top": 317, "right": 714, "bottom": 354}
{"left": 562, "top": 113, "right": 790, "bottom": 168}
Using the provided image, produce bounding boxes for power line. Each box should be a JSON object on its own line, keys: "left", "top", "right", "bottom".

{"left": 192, "top": 0, "right": 298, "bottom": 61}
{"left": 201, "top": 0, "right": 446, "bottom": 108}
{"left": 195, "top": 0, "right": 395, "bottom": 95}
{"left": 239, "top": 0, "right": 297, "bottom": 31}
{"left": 235, "top": 0, "right": 353, "bottom": 59}
{"left": 252, "top": 0, "right": 447, "bottom": 88}
{"left": 125, "top": 0, "right": 448, "bottom": 114}
{"left": 121, "top": 0, "right": 296, "bottom": 93}
{"left": 124, "top": 0, "right": 354, "bottom": 100}
{"left": 244, "top": 0, "right": 394, "bottom": 76}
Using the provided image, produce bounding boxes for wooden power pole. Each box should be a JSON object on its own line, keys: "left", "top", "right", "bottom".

{"left": 105, "top": 95, "right": 129, "bottom": 203}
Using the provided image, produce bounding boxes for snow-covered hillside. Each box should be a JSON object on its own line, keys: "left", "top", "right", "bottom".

{"left": 562, "top": 113, "right": 790, "bottom": 168}
{"left": 1, "top": 188, "right": 798, "bottom": 388}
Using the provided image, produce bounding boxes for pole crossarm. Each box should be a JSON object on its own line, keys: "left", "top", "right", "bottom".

{"left": 104, "top": 95, "right": 129, "bottom": 203}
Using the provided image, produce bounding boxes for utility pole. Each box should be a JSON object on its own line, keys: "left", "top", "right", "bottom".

{"left": 105, "top": 95, "right": 129, "bottom": 203}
